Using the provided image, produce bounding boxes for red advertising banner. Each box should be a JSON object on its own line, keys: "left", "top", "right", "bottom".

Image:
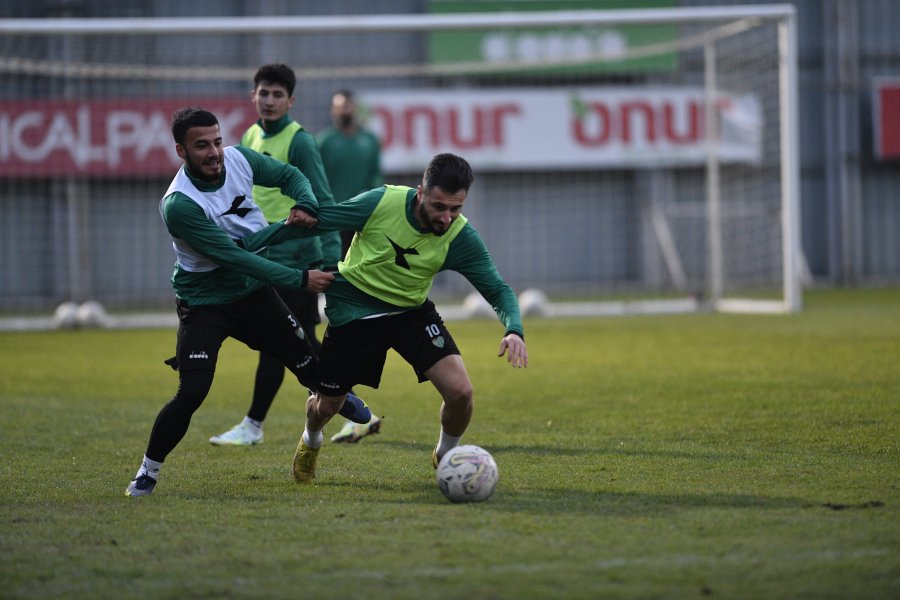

{"left": 1, "top": 89, "right": 763, "bottom": 177}
{"left": 362, "top": 86, "right": 761, "bottom": 172}
{"left": 874, "top": 78, "right": 900, "bottom": 160}
{"left": 0, "top": 98, "right": 255, "bottom": 178}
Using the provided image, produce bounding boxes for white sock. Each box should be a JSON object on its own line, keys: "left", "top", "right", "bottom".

{"left": 242, "top": 416, "right": 263, "bottom": 431}
{"left": 435, "top": 430, "right": 462, "bottom": 458}
{"left": 136, "top": 455, "right": 161, "bottom": 481}
{"left": 302, "top": 427, "right": 324, "bottom": 449}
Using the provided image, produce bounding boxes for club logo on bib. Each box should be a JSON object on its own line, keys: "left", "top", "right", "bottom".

{"left": 432, "top": 335, "right": 445, "bottom": 348}
{"left": 387, "top": 236, "right": 419, "bottom": 270}
{"left": 220, "top": 195, "right": 252, "bottom": 218}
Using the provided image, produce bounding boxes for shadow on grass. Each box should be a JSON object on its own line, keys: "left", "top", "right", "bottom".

{"left": 312, "top": 476, "right": 816, "bottom": 516}
{"left": 312, "top": 440, "right": 827, "bottom": 516}
{"left": 495, "top": 488, "right": 815, "bottom": 515}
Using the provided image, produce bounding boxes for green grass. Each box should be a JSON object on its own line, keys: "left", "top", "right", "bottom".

{"left": 1, "top": 288, "right": 898, "bottom": 599}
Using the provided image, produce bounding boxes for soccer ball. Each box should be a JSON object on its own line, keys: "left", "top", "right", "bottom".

{"left": 436, "top": 445, "right": 499, "bottom": 503}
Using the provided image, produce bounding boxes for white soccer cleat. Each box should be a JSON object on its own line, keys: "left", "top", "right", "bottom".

{"left": 209, "top": 422, "right": 263, "bottom": 446}
{"left": 330, "top": 416, "right": 382, "bottom": 443}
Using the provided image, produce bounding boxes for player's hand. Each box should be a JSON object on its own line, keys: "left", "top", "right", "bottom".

{"left": 305, "top": 269, "right": 334, "bottom": 292}
{"left": 498, "top": 333, "right": 528, "bottom": 368}
{"left": 286, "top": 207, "right": 318, "bottom": 227}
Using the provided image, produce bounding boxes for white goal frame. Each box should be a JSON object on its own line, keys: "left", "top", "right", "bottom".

{"left": 0, "top": 5, "right": 802, "bottom": 331}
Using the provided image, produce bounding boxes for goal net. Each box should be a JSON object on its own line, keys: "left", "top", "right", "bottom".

{"left": 0, "top": 5, "right": 801, "bottom": 329}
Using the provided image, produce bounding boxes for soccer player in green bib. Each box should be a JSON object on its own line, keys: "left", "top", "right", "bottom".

{"left": 209, "top": 64, "right": 381, "bottom": 447}
{"left": 242, "top": 152, "right": 529, "bottom": 483}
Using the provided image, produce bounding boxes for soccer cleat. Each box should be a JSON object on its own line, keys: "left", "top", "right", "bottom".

{"left": 431, "top": 449, "right": 440, "bottom": 469}
{"left": 125, "top": 474, "right": 157, "bottom": 497}
{"left": 337, "top": 392, "right": 372, "bottom": 424}
{"left": 330, "top": 416, "right": 382, "bottom": 444}
{"left": 292, "top": 441, "right": 320, "bottom": 483}
{"left": 209, "top": 422, "right": 263, "bottom": 446}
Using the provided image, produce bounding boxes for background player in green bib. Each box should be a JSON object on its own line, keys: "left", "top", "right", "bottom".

{"left": 242, "top": 153, "right": 529, "bottom": 483}
{"left": 125, "top": 107, "right": 371, "bottom": 497}
{"left": 209, "top": 65, "right": 381, "bottom": 447}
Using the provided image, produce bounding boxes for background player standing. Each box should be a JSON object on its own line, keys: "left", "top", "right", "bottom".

{"left": 317, "top": 88, "right": 386, "bottom": 443}
{"left": 317, "top": 89, "right": 383, "bottom": 257}
{"left": 209, "top": 65, "right": 380, "bottom": 447}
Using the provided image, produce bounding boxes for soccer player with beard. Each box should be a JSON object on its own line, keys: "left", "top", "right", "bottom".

{"left": 125, "top": 107, "right": 371, "bottom": 497}
{"left": 241, "top": 152, "right": 529, "bottom": 484}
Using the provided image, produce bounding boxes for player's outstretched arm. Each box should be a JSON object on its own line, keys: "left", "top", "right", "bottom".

{"left": 498, "top": 333, "right": 528, "bottom": 368}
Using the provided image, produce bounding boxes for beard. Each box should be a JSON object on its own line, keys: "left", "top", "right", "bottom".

{"left": 184, "top": 154, "right": 221, "bottom": 182}
{"left": 416, "top": 200, "right": 447, "bottom": 236}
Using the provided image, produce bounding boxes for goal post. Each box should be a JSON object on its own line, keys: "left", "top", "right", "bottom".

{"left": 0, "top": 5, "right": 801, "bottom": 330}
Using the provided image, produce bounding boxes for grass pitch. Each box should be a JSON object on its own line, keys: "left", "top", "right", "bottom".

{"left": 1, "top": 288, "right": 898, "bottom": 599}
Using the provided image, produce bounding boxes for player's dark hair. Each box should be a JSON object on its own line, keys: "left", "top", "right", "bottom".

{"left": 333, "top": 88, "right": 355, "bottom": 102}
{"left": 254, "top": 63, "right": 296, "bottom": 96}
{"left": 171, "top": 107, "right": 218, "bottom": 145}
{"left": 423, "top": 153, "right": 474, "bottom": 194}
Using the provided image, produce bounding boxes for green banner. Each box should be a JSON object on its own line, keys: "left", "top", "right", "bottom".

{"left": 429, "top": 0, "right": 677, "bottom": 75}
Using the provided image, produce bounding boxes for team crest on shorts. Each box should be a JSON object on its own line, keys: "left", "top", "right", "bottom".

{"left": 432, "top": 335, "right": 445, "bottom": 348}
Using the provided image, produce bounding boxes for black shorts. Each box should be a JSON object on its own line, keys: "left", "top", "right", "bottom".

{"left": 172, "top": 286, "right": 316, "bottom": 385}
{"left": 274, "top": 285, "right": 320, "bottom": 332}
{"left": 317, "top": 300, "right": 460, "bottom": 395}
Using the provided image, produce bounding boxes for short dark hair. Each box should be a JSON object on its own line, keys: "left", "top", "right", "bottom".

{"left": 333, "top": 88, "right": 355, "bottom": 102}
{"left": 423, "top": 153, "right": 474, "bottom": 194}
{"left": 171, "top": 107, "right": 218, "bottom": 145}
{"left": 254, "top": 63, "right": 296, "bottom": 96}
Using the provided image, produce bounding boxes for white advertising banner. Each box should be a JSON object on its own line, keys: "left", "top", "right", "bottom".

{"left": 362, "top": 87, "right": 762, "bottom": 172}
